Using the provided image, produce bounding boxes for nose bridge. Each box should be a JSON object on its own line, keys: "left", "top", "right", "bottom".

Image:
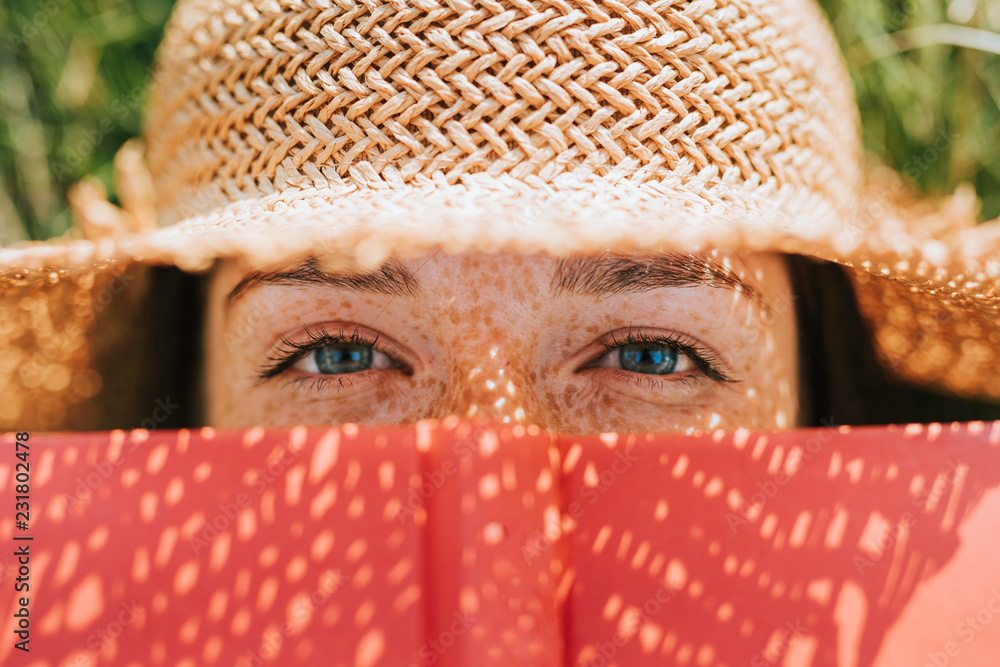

{"left": 444, "top": 343, "right": 531, "bottom": 424}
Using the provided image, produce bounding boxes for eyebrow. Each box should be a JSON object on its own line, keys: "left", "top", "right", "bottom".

{"left": 226, "top": 256, "right": 419, "bottom": 306}
{"left": 227, "top": 252, "right": 765, "bottom": 309}
{"left": 551, "top": 253, "right": 765, "bottom": 307}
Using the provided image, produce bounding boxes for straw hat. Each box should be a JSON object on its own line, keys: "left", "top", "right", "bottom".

{"left": 2, "top": 0, "right": 999, "bottom": 430}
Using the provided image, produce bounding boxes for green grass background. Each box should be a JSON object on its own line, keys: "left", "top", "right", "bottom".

{"left": 1, "top": 0, "right": 998, "bottom": 242}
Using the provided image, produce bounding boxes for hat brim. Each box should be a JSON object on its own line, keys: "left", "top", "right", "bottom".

{"left": 1, "top": 170, "right": 999, "bottom": 430}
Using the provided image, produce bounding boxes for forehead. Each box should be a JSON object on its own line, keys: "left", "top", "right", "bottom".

{"left": 217, "top": 249, "right": 776, "bottom": 307}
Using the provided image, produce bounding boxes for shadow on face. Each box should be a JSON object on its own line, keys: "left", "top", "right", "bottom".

{"left": 204, "top": 250, "right": 800, "bottom": 434}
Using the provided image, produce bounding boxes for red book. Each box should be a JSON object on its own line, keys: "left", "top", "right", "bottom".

{"left": 3, "top": 420, "right": 999, "bottom": 666}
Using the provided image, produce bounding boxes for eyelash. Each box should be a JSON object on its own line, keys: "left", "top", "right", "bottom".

{"left": 586, "top": 328, "right": 737, "bottom": 384}
{"left": 256, "top": 326, "right": 736, "bottom": 393}
{"left": 256, "top": 325, "right": 407, "bottom": 389}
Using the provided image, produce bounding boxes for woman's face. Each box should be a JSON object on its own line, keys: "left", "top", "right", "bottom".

{"left": 205, "top": 250, "right": 799, "bottom": 434}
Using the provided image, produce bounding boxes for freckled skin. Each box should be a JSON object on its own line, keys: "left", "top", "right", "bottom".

{"left": 205, "top": 251, "right": 799, "bottom": 433}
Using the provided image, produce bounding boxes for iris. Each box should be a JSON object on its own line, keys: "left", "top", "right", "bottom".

{"left": 619, "top": 343, "right": 678, "bottom": 375}
{"left": 314, "top": 344, "right": 372, "bottom": 374}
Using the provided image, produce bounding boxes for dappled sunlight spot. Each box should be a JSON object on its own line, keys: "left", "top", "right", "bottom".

{"left": 666, "top": 559, "right": 688, "bottom": 590}
{"left": 192, "top": 461, "right": 212, "bottom": 482}
{"left": 255, "top": 576, "right": 280, "bottom": 612}
{"left": 202, "top": 636, "right": 224, "bottom": 663}
{"left": 35, "top": 448, "right": 55, "bottom": 487}
{"left": 857, "top": 512, "right": 890, "bottom": 552}
{"left": 825, "top": 506, "right": 849, "bottom": 549}
{"left": 354, "top": 600, "right": 376, "bottom": 627}
{"left": 309, "top": 481, "right": 337, "bottom": 520}
{"left": 671, "top": 455, "right": 689, "bottom": 478}
{"left": 285, "top": 555, "right": 308, "bottom": 583}
{"left": 630, "top": 541, "right": 651, "bottom": 570}
{"left": 592, "top": 525, "right": 613, "bottom": 555}
{"left": 180, "top": 512, "right": 205, "bottom": 540}
{"left": 230, "top": 607, "right": 252, "bottom": 636}
{"left": 766, "top": 446, "right": 785, "bottom": 475}
{"left": 345, "top": 538, "right": 368, "bottom": 563}
{"left": 483, "top": 521, "right": 506, "bottom": 545}
{"left": 46, "top": 495, "right": 66, "bottom": 522}
{"left": 615, "top": 530, "right": 634, "bottom": 561}
{"left": 207, "top": 590, "right": 229, "bottom": 621}
{"left": 940, "top": 465, "right": 969, "bottom": 531}
{"left": 37, "top": 600, "right": 64, "bottom": 636}
{"left": 355, "top": 629, "right": 385, "bottom": 667}
{"left": 285, "top": 592, "right": 314, "bottom": 634}
{"left": 237, "top": 508, "right": 257, "bottom": 540}
{"left": 385, "top": 558, "right": 413, "bottom": 588}
{"left": 140, "top": 491, "right": 158, "bottom": 522}
{"left": 209, "top": 533, "right": 231, "bottom": 572}
{"left": 131, "top": 546, "right": 150, "bottom": 583}
{"left": 559, "top": 444, "right": 584, "bottom": 478}
{"left": 173, "top": 560, "right": 199, "bottom": 595}
{"left": 532, "top": 466, "right": 553, "bottom": 494}
{"left": 144, "top": 444, "right": 169, "bottom": 475}
{"left": 163, "top": 477, "right": 184, "bottom": 506}
{"left": 479, "top": 473, "right": 500, "bottom": 499}
{"left": 121, "top": 467, "right": 141, "bottom": 488}
{"left": 152, "top": 591, "right": 169, "bottom": 613}
{"left": 86, "top": 526, "right": 109, "bottom": 552}
{"left": 258, "top": 488, "right": 277, "bottom": 525}
{"left": 834, "top": 581, "right": 868, "bottom": 664}
{"left": 285, "top": 465, "right": 306, "bottom": 506}
{"left": 178, "top": 617, "right": 199, "bottom": 644}
{"left": 788, "top": 511, "right": 812, "bottom": 548}
{"left": 347, "top": 495, "right": 365, "bottom": 519}
{"left": 150, "top": 639, "right": 167, "bottom": 662}
{"left": 678, "top": 642, "right": 699, "bottom": 663}
{"left": 377, "top": 460, "right": 394, "bottom": 491}
{"left": 760, "top": 513, "right": 778, "bottom": 540}
{"left": 479, "top": 430, "right": 500, "bottom": 457}
{"left": 309, "top": 530, "right": 335, "bottom": 561}
{"left": 321, "top": 604, "right": 343, "bottom": 628}
{"left": 703, "top": 476, "right": 723, "bottom": 498}
{"left": 771, "top": 580, "right": 786, "bottom": 599}
{"left": 257, "top": 546, "right": 279, "bottom": 568}
{"left": 691, "top": 470, "right": 705, "bottom": 487}
{"left": 65, "top": 574, "right": 104, "bottom": 631}
{"left": 808, "top": 579, "right": 834, "bottom": 607}
{"left": 786, "top": 633, "right": 819, "bottom": 665}
{"left": 344, "top": 459, "right": 362, "bottom": 492}
{"left": 639, "top": 621, "right": 664, "bottom": 653}
{"left": 241, "top": 427, "right": 264, "bottom": 448}
{"left": 52, "top": 541, "right": 81, "bottom": 586}
{"left": 602, "top": 594, "right": 623, "bottom": 621}
{"left": 845, "top": 458, "right": 865, "bottom": 483}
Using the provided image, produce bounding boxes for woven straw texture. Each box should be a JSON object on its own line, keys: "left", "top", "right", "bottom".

{"left": 146, "top": 0, "right": 863, "bottom": 226}
{"left": 2, "top": 0, "right": 1000, "bottom": 432}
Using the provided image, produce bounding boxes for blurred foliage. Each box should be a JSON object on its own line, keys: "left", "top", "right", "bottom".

{"left": 0, "top": 0, "right": 172, "bottom": 242}
{"left": 0, "top": 0, "right": 999, "bottom": 243}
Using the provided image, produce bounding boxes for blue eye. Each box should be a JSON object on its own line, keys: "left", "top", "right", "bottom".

{"left": 313, "top": 344, "right": 373, "bottom": 374}
{"left": 289, "top": 340, "right": 401, "bottom": 376}
{"left": 587, "top": 334, "right": 700, "bottom": 377}
{"left": 619, "top": 343, "right": 679, "bottom": 374}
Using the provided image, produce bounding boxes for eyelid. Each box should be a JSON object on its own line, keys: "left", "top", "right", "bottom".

{"left": 577, "top": 326, "right": 738, "bottom": 384}
{"left": 256, "top": 322, "right": 413, "bottom": 382}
